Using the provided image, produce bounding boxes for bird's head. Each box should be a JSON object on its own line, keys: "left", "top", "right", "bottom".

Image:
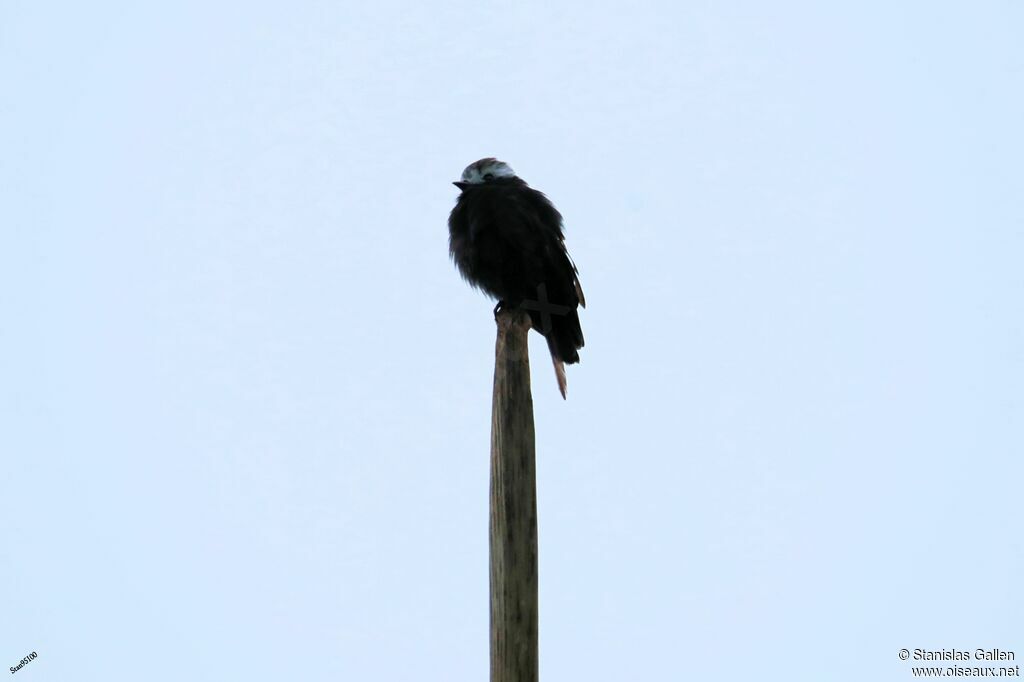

{"left": 453, "top": 158, "right": 516, "bottom": 190}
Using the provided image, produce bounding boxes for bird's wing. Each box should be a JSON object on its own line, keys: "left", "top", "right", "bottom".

{"left": 566, "top": 250, "right": 586, "bottom": 308}
{"left": 510, "top": 188, "right": 585, "bottom": 309}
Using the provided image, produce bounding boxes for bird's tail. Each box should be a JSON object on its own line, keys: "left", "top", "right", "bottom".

{"left": 548, "top": 347, "right": 568, "bottom": 399}
{"left": 541, "top": 309, "right": 584, "bottom": 399}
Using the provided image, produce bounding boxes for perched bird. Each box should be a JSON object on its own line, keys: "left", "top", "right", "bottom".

{"left": 448, "top": 158, "right": 585, "bottom": 398}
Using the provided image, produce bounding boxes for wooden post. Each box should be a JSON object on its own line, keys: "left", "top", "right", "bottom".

{"left": 490, "top": 309, "right": 538, "bottom": 682}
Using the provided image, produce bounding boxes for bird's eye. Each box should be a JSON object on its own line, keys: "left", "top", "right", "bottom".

{"left": 483, "top": 173, "right": 494, "bottom": 181}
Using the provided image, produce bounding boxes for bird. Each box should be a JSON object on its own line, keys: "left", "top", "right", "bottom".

{"left": 448, "top": 158, "right": 585, "bottom": 399}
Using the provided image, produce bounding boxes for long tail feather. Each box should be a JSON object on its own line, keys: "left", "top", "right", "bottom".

{"left": 552, "top": 354, "right": 567, "bottom": 399}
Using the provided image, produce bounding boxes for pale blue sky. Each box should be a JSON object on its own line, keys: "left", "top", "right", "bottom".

{"left": 2, "top": 2, "right": 1022, "bottom": 680}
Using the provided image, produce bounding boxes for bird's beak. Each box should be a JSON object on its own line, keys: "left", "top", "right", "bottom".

{"left": 453, "top": 181, "right": 471, "bottom": 190}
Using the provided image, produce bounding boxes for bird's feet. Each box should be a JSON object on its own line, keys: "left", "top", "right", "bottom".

{"left": 493, "top": 300, "right": 525, "bottom": 320}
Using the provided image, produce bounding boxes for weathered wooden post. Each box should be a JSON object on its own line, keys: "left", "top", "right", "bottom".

{"left": 489, "top": 308, "right": 538, "bottom": 682}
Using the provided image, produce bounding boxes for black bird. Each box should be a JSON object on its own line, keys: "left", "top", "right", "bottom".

{"left": 449, "top": 158, "right": 585, "bottom": 398}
